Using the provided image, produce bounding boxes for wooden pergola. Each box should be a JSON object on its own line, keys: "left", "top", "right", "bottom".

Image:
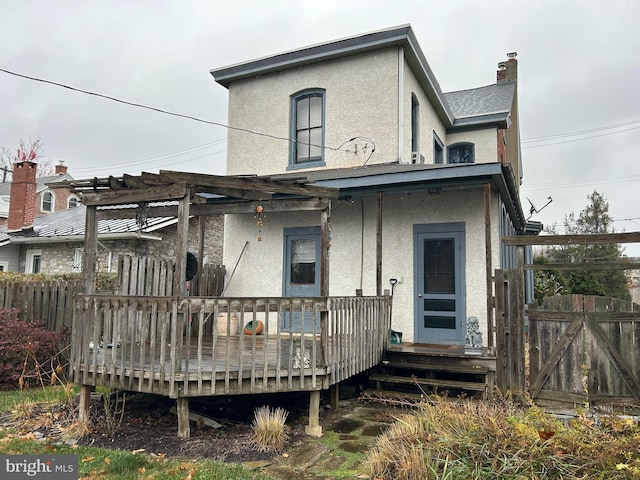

{"left": 57, "top": 170, "right": 366, "bottom": 437}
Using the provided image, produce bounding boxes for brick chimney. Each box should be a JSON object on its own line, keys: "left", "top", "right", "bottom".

{"left": 8, "top": 161, "right": 38, "bottom": 232}
{"left": 497, "top": 52, "right": 518, "bottom": 82}
{"left": 55, "top": 160, "right": 68, "bottom": 175}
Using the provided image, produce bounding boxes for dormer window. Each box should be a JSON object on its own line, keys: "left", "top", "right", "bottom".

{"left": 41, "top": 191, "right": 54, "bottom": 212}
{"left": 68, "top": 196, "right": 79, "bottom": 208}
{"left": 290, "top": 89, "right": 325, "bottom": 168}
{"left": 448, "top": 143, "right": 474, "bottom": 164}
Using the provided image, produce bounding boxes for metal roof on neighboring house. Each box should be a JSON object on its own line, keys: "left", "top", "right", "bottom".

{"left": 0, "top": 204, "right": 176, "bottom": 245}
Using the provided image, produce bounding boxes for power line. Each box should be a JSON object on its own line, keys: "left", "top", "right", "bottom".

{"left": 71, "top": 138, "right": 227, "bottom": 174}
{"left": 522, "top": 125, "right": 640, "bottom": 149}
{"left": 522, "top": 119, "right": 640, "bottom": 143}
{"left": 0, "top": 67, "right": 348, "bottom": 153}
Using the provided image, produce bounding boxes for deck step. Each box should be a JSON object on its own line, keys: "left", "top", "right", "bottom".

{"left": 369, "top": 373, "right": 487, "bottom": 392}
{"left": 382, "top": 361, "right": 490, "bottom": 375}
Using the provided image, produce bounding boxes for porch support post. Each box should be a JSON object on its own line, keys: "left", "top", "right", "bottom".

{"left": 329, "top": 384, "right": 339, "bottom": 410}
{"left": 174, "top": 191, "right": 190, "bottom": 296}
{"left": 376, "top": 191, "right": 383, "bottom": 296}
{"left": 176, "top": 397, "right": 190, "bottom": 438}
{"left": 305, "top": 390, "right": 322, "bottom": 437}
{"left": 484, "top": 183, "right": 494, "bottom": 352}
{"left": 78, "top": 204, "right": 98, "bottom": 423}
{"left": 320, "top": 206, "right": 330, "bottom": 297}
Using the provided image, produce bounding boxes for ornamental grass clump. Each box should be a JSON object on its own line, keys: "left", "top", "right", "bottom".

{"left": 368, "top": 395, "right": 640, "bottom": 479}
{"left": 250, "top": 405, "right": 289, "bottom": 453}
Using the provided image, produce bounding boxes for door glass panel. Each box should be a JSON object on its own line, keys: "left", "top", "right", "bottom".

{"left": 424, "top": 315, "right": 456, "bottom": 329}
{"left": 424, "top": 299, "right": 455, "bottom": 312}
{"left": 423, "top": 239, "right": 455, "bottom": 294}
{"left": 290, "top": 238, "right": 316, "bottom": 285}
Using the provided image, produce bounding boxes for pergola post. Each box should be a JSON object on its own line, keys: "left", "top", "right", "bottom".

{"left": 78, "top": 205, "right": 97, "bottom": 423}
{"left": 175, "top": 192, "right": 191, "bottom": 438}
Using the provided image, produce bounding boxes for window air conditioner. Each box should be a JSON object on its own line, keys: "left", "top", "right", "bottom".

{"left": 411, "top": 152, "right": 425, "bottom": 164}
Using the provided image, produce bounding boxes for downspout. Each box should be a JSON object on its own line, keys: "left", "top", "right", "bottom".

{"left": 397, "top": 46, "right": 404, "bottom": 162}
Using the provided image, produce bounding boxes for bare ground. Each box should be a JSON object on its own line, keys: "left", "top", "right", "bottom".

{"left": 77, "top": 391, "right": 316, "bottom": 463}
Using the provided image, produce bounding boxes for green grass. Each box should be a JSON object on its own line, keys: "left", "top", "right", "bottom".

{"left": 0, "top": 434, "right": 272, "bottom": 479}
{"left": 0, "top": 384, "right": 79, "bottom": 412}
{"left": 0, "top": 386, "right": 278, "bottom": 480}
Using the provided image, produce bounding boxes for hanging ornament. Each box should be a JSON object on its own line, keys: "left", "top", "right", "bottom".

{"left": 254, "top": 205, "right": 265, "bottom": 241}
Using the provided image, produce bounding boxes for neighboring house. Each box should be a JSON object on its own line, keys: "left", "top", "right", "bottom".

{"left": 209, "top": 24, "right": 529, "bottom": 346}
{"left": 0, "top": 161, "right": 79, "bottom": 226}
{"left": 0, "top": 160, "right": 223, "bottom": 274}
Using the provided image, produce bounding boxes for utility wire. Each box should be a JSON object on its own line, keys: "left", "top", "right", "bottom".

{"left": 71, "top": 138, "right": 227, "bottom": 174}
{"left": 522, "top": 126, "right": 640, "bottom": 149}
{"left": 0, "top": 67, "right": 349, "bottom": 154}
{"left": 522, "top": 119, "right": 640, "bottom": 143}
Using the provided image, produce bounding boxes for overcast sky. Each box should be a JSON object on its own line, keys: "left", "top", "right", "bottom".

{"left": 1, "top": 1, "right": 639, "bottom": 253}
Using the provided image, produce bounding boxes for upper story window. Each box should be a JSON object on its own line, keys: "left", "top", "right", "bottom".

{"left": 448, "top": 143, "right": 474, "bottom": 164}
{"left": 68, "top": 196, "right": 79, "bottom": 208}
{"left": 411, "top": 94, "right": 419, "bottom": 153}
{"left": 433, "top": 132, "right": 444, "bottom": 164}
{"left": 41, "top": 191, "right": 54, "bottom": 212}
{"left": 290, "top": 89, "right": 325, "bottom": 168}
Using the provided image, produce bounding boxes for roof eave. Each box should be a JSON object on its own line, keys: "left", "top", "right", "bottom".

{"left": 3, "top": 232, "right": 163, "bottom": 244}
{"left": 210, "top": 24, "right": 455, "bottom": 126}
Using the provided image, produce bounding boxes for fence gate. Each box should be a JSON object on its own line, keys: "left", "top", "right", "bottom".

{"left": 528, "top": 294, "right": 640, "bottom": 408}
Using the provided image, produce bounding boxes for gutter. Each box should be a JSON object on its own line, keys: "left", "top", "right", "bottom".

{"left": 4, "top": 232, "right": 163, "bottom": 244}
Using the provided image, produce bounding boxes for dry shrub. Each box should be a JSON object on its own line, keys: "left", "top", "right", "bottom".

{"left": 250, "top": 405, "right": 289, "bottom": 453}
{"left": 60, "top": 420, "right": 91, "bottom": 443}
{"left": 368, "top": 395, "right": 640, "bottom": 479}
{"left": 368, "top": 413, "right": 430, "bottom": 480}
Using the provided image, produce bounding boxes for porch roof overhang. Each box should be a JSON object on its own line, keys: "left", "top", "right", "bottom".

{"left": 271, "top": 162, "right": 527, "bottom": 232}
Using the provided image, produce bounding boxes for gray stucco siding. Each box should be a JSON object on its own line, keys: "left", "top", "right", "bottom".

{"left": 222, "top": 188, "right": 501, "bottom": 343}
{"left": 226, "top": 48, "right": 401, "bottom": 176}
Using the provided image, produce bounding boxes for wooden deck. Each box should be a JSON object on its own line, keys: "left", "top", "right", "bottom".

{"left": 71, "top": 295, "right": 391, "bottom": 399}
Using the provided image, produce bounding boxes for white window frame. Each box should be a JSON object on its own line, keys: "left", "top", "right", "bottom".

{"left": 25, "top": 249, "right": 43, "bottom": 274}
{"left": 73, "top": 248, "right": 84, "bottom": 272}
{"left": 41, "top": 190, "right": 55, "bottom": 212}
{"left": 68, "top": 195, "right": 79, "bottom": 208}
{"left": 0, "top": 261, "right": 8, "bottom": 272}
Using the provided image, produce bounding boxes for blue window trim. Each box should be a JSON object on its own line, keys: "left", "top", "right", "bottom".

{"left": 288, "top": 89, "right": 326, "bottom": 170}
{"left": 433, "top": 131, "right": 444, "bottom": 164}
{"left": 411, "top": 93, "right": 419, "bottom": 153}
{"left": 447, "top": 142, "right": 475, "bottom": 164}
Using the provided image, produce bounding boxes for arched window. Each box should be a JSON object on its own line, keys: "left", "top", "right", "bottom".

{"left": 41, "top": 191, "right": 54, "bottom": 212}
{"left": 68, "top": 196, "right": 79, "bottom": 208}
{"left": 447, "top": 143, "right": 474, "bottom": 164}
{"left": 290, "top": 89, "right": 325, "bottom": 168}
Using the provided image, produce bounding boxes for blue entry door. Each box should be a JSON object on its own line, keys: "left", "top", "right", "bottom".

{"left": 282, "top": 227, "right": 321, "bottom": 332}
{"left": 414, "top": 224, "right": 465, "bottom": 344}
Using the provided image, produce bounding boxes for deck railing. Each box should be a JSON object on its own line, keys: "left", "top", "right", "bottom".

{"left": 70, "top": 295, "right": 391, "bottom": 397}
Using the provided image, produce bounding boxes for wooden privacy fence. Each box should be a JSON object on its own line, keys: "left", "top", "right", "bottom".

{"left": 70, "top": 295, "right": 391, "bottom": 398}
{"left": 0, "top": 279, "right": 78, "bottom": 330}
{"left": 529, "top": 294, "right": 640, "bottom": 408}
{"left": 494, "top": 269, "right": 526, "bottom": 394}
{"left": 117, "top": 255, "right": 225, "bottom": 297}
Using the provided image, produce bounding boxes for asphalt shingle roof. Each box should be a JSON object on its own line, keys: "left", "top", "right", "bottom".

{"left": 445, "top": 82, "right": 516, "bottom": 119}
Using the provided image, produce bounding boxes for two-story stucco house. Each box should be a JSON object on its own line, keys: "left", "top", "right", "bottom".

{"left": 210, "top": 24, "right": 526, "bottom": 351}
